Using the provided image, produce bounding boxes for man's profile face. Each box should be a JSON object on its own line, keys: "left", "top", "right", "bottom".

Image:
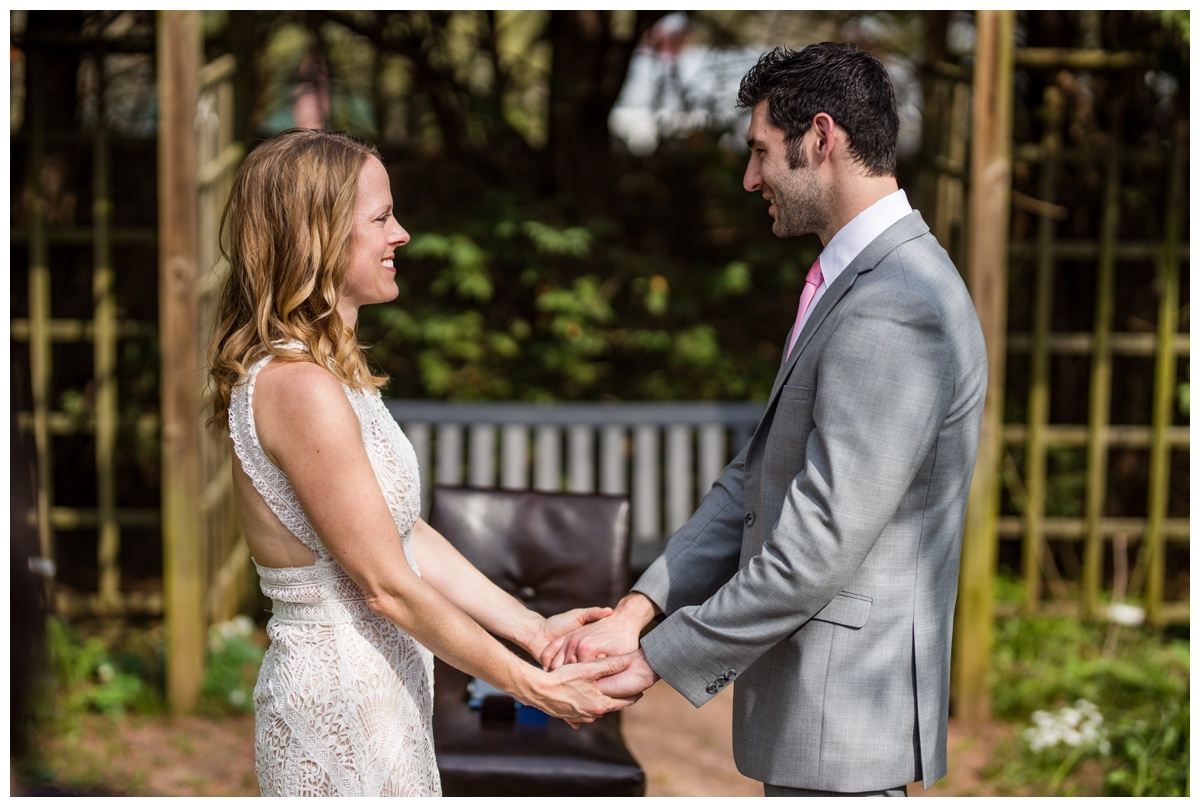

{"left": 743, "top": 101, "right": 827, "bottom": 239}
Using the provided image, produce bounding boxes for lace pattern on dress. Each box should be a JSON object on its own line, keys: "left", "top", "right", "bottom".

{"left": 228, "top": 349, "right": 439, "bottom": 797}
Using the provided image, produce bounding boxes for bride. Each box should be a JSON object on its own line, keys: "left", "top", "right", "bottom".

{"left": 205, "top": 128, "right": 637, "bottom": 796}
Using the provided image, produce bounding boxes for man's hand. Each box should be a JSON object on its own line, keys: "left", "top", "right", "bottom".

{"left": 526, "top": 606, "right": 613, "bottom": 663}
{"left": 595, "top": 649, "right": 660, "bottom": 700}
{"left": 541, "top": 593, "right": 659, "bottom": 670}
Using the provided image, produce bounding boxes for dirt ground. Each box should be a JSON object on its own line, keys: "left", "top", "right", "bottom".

{"left": 19, "top": 682, "right": 1010, "bottom": 797}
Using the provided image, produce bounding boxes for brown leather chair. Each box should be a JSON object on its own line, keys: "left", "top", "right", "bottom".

{"left": 427, "top": 485, "right": 646, "bottom": 797}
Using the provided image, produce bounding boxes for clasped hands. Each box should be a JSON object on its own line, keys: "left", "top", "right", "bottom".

{"left": 535, "top": 595, "right": 661, "bottom": 723}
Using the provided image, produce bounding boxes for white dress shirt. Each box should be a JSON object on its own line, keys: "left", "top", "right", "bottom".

{"left": 798, "top": 189, "right": 913, "bottom": 331}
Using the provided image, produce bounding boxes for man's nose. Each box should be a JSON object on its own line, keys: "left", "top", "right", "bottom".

{"left": 743, "top": 156, "right": 762, "bottom": 193}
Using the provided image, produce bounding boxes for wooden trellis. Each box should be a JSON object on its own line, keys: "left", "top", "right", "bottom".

{"left": 917, "top": 11, "right": 1190, "bottom": 721}
{"left": 12, "top": 22, "right": 162, "bottom": 618}
{"left": 11, "top": 12, "right": 244, "bottom": 709}
{"left": 1003, "top": 116, "right": 1189, "bottom": 625}
{"left": 921, "top": 19, "right": 1189, "bottom": 627}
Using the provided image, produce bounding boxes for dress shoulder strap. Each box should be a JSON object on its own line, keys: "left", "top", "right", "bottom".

{"left": 228, "top": 352, "right": 325, "bottom": 552}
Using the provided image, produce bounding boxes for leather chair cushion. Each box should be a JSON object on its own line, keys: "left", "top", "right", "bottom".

{"left": 427, "top": 486, "right": 632, "bottom": 616}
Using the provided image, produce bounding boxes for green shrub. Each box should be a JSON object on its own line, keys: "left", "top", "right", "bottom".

{"left": 41, "top": 617, "right": 163, "bottom": 722}
{"left": 36, "top": 615, "right": 267, "bottom": 723}
{"left": 198, "top": 615, "right": 265, "bottom": 716}
{"left": 1103, "top": 697, "right": 1189, "bottom": 796}
{"left": 988, "top": 589, "right": 1190, "bottom": 797}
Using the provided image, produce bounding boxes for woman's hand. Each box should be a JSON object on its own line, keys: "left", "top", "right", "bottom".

{"left": 527, "top": 606, "right": 614, "bottom": 666}
{"left": 520, "top": 655, "right": 641, "bottom": 728}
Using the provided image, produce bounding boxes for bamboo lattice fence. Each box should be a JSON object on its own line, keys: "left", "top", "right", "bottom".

{"left": 918, "top": 13, "right": 1189, "bottom": 636}
{"left": 12, "top": 22, "right": 162, "bottom": 618}
{"left": 1004, "top": 53, "right": 1188, "bottom": 627}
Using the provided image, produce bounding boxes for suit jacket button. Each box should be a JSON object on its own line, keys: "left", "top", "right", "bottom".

{"left": 706, "top": 684, "right": 719, "bottom": 695}
{"left": 744, "top": 512, "right": 756, "bottom": 527}
{"left": 726, "top": 669, "right": 737, "bottom": 679}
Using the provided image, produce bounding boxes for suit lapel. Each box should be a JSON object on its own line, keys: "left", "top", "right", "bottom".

{"left": 764, "top": 212, "right": 932, "bottom": 406}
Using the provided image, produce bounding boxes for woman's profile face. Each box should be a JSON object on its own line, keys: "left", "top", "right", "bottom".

{"left": 337, "top": 157, "right": 410, "bottom": 327}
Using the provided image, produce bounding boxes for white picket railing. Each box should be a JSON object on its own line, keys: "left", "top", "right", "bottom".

{"left": 385, "top": 400, "right": 763, "bottom": 571}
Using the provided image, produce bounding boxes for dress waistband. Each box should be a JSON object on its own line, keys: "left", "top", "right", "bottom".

{"left": 268, "top": 597, "right": 379, "bottom": 624}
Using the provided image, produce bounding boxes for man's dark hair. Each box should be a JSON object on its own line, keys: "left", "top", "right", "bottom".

{"left": 737, "top": 42, "right": 899, "bottom": 176}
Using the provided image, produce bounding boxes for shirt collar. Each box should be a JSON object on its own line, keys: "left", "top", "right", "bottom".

{"left": 817, "top": 190, "right": 912, "bottom": 287}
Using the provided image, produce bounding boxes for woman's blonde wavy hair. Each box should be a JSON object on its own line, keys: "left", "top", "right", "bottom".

{"left": 205, "top": 128, "right": 389, "bottom": 433}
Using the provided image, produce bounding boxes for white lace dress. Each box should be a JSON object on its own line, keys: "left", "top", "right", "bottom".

{"left": 229, "top": 352, "right": 441, "bottom": 797}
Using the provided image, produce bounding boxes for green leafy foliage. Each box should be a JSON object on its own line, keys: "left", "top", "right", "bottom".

{"left": 41, "top": 618, "right": 163, "bottom": 724}
{"left": 35, "top": 615, "right": 268, "bottom": 725}
{"left": 198, "top": 616, "right": 265, "bottom": 716}
{"left": 1156, "top": 9, "right": 1190, "bottom": 42}
{"left": 1103, "top": 697, "right": 1190, "bottom": 796}
{"left": 361, "top": 141, "right": 810, "bottom": 404}
{"left": 986, "top": 579, "right": 1190, "bottom": 796}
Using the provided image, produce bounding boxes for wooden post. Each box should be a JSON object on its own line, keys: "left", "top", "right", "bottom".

{"left": 1082, "top": 119, "right": 1120, "bottom": 617}
{"left": 27, "top": 45, "right": 56, "bottom": 604}
{"left": 953, "top": 9, "right": 1014, "bottom": 725}
{"left": 1022, "top": 86, "right": 1062, "bottom": 615}
{"left": 158, "top": 9, "right": 205, "bottom": 711}
{"left": 1144, "top": 119, "right": 1185, "bottom": 626}
{"left": 93, "top": 51, "right": 121, "bottom": 610}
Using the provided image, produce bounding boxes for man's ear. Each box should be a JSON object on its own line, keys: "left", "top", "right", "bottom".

{"left": 811, "top": 113, "right": 837, "bottom": 160}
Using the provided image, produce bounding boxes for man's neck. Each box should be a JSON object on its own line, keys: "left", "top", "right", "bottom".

{"left": 819, "top": 174, "right": 900, "bottom": 246}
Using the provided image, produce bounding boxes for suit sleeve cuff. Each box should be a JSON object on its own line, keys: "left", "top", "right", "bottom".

{"left": 640, "top": 614, "right": 739, "bottom": 709}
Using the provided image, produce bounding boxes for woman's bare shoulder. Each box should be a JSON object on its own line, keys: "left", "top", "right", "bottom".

{"left": 253, "top": 358, "right": 355, "bottom": 429}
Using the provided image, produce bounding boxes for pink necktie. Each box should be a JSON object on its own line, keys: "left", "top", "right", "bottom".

{"left": 786, "top": 258, "right": 824, "bottom": 359}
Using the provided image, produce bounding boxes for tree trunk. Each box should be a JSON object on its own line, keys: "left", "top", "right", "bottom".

{"left": 547, "top": 11, "right": 667, "bottom": 216}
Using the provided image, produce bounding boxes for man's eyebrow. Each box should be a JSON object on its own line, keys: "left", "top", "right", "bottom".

{"left": 746, "top": 136, "right": 765, "bottom": 149}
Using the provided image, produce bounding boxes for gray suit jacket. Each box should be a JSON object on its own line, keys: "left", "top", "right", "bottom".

{"left": 634, "top": 211, "right": 987, "bottom": 791}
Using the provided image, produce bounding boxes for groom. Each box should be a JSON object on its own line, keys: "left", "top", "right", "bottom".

{"left": 545, "top": 42, "right": 987, "bottom": 796}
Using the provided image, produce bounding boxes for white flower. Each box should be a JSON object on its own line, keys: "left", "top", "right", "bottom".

{"left": 208, "top": 615, "right": 259, "bottom": 653}
{"left": 1107, "top": 603, "right": 1145, "bottom": 627}
{"left": 1023, "top": 699, "right": 1108, "bottom": 754}
{"left": 228, "top": 615, "right": 256, "bottom": 639}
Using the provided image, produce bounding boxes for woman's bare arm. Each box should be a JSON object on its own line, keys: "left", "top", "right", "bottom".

{"left": 410, "top": 519, "right": 613, "bottom": 663}
{"left": 251, "top": 360, "right": 634, "bottom": 723}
